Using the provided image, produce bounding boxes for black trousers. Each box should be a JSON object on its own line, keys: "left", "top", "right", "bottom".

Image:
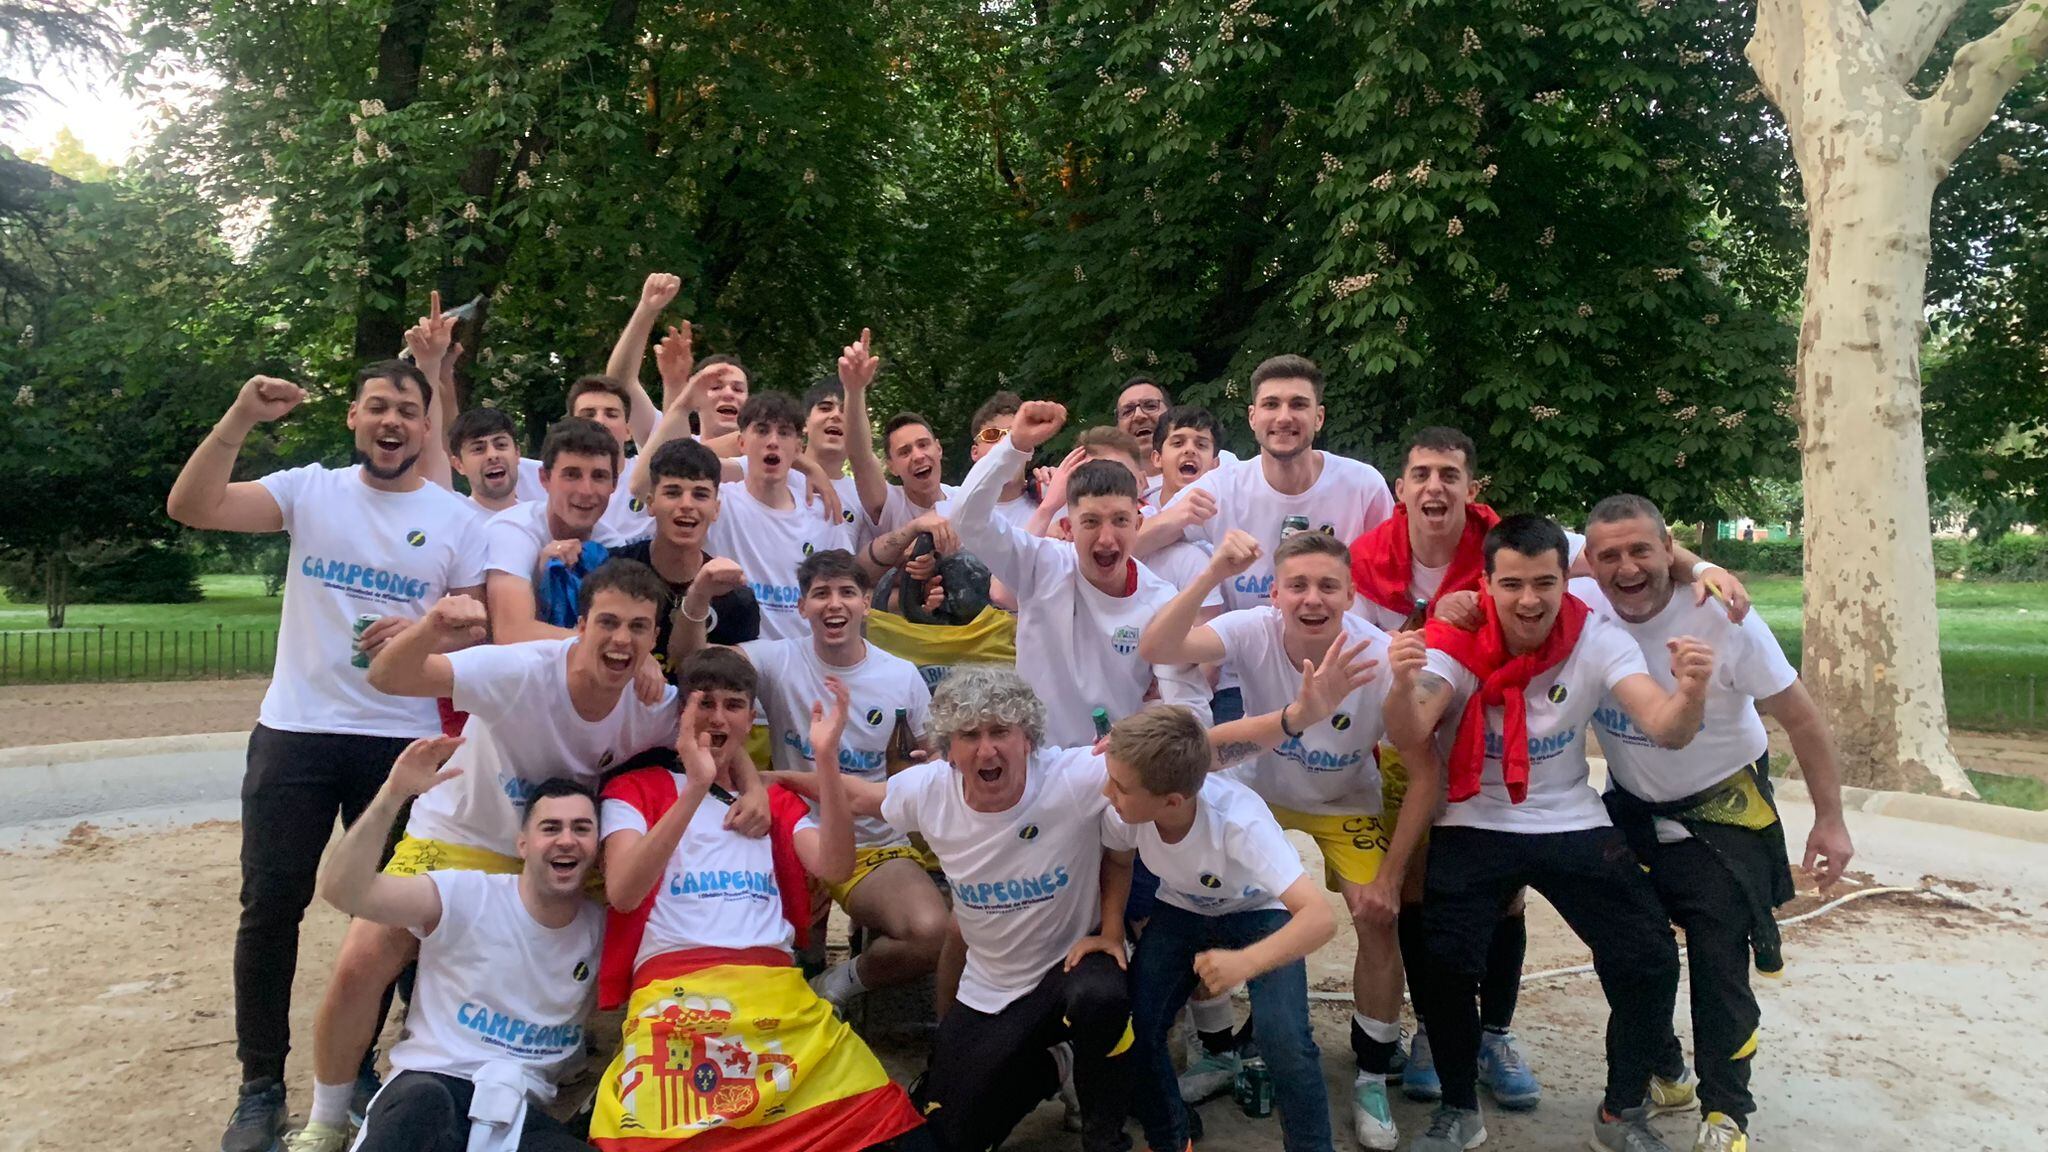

{"left": 915, "top": 951, "right": 1133, "bottom": 1152}
{"left": 1419, "top": 825, "right": 1679, "bottom": 1115}
{"left": 235, "top": 723, "right": 412, "bottom": 1084}
{"left": 1640, "top": 835, "right": 1764, "bottom": 1125}
{"left": 355, "top": 1071, "right": 587, "bottom": 1152}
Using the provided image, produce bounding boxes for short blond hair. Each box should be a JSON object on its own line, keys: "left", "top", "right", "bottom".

{"left": 1076, "top": 425, "right": 1146, "bottom": 473}
{"left": 1107, "top": 705, "right": 1211, "bottom": 798}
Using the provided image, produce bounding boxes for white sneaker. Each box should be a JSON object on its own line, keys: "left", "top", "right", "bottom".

{"left": 1352, "top": 1076, "right": 1399, "bottom": 1150}
{"left": 1050, "top": 1041, "right": 1082, "bottom": 1132}
{"left": 281, "top": 1122, "right": 350, "bottom": 1152}
{"left": 1177, "top": 1047, "right": 1241, "bottom": 1105}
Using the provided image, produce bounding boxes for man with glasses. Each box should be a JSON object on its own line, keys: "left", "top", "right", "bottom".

{"left": 1116, "top": 377, "right": 1234, "bottom": 507}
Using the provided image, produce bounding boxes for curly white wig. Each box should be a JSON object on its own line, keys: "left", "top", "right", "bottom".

{"left": 928, "top": 664, "right": 1046, "bottom": 751}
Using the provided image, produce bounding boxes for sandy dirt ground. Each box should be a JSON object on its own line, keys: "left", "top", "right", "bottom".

{"left": 3, "top": 793, "right": 2045, "bottom": 1152}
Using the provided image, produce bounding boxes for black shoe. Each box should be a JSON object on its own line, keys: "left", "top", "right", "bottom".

{"left": 351, "top": 1049, "right": 382, "bottom": 1128}
{"left": 221, "top": 1078, "right": 286, "bottom": 1152}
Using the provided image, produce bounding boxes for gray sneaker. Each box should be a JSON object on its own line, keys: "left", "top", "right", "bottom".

{"left": 1409, "top": 1104, "right": 1487, "bottom": 1151}
{"left": 1590, "top": 1104, "right": 1674, "bottom": 1152}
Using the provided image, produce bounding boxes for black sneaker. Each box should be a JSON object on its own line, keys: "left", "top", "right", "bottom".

{"left": 220, "top": 1078, "right": 286, "bottom": 1152}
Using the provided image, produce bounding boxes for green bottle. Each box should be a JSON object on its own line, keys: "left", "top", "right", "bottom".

{"left": 1092, "top": 708, "right": 1112, "bottom": 740}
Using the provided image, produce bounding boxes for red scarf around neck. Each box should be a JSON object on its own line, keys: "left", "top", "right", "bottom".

{"left": 1424, "top": 589, "right": 1588, "bottom": 804}
{"left": 1350, "top": 503, "right": 1501, "bottom": 617}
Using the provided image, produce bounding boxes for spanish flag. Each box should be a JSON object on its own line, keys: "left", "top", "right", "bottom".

{"left": 590, "top": 948, "right": 922, "bottom": 1152}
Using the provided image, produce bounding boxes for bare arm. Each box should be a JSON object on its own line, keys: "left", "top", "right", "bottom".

{"left": 166, "top": 377, "right": 301, "bottom": 533}
{"left": 485, "top": 571, "right": 576, "bottom": 643}
{"left": 1759, "top": 678, "right": 1854, "bottom": 889}
{"left": 1195, "top": 874, "right": 1333, "bottom": 994}
{"left": 837, "top": 331, "right": 889, "bottom": 524}
{"left": 366, "top": 594, "right": 489, "bottom": 697}
{"left": 763, "top": 770, "right": 888, "bottom": 820}
{"left": 607, "top": 274, "right": 681, "bottom": 450}
{"left": 602, "top": 780, "right": 712, "bottom": 912}
{"left": 1141, "top": 530, "right": 1258, "bottom": 664}
{"left": 317, "top": 737, "right": 464, "bottom": 930}
{"left": 795, "top": 679, "right": 857, "bottom": 884}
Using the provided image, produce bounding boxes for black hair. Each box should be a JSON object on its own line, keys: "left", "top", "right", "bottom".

{"left": 696, "top": 352, "right": 749, "bottom": 383}
{"left": 522, "top": 777, "right": 598, "bottom": 826}
{"left": 566, "top": 374, "right": 631, "bottom": 415}
{"left": 802, "top": 375, "right": 843, "bottom": 416}
{"left": 680, "top": 646, "right": 757, "bottom": 698}
{"left": 577, "top": 557, "right": 671, "bottom": 617}
{"left": 540, "top": 417, "right": 622, "bottom": 475}
{"left": 1483, "top": 513, "right": 1571, "bottom": 576}
{"left": 1152, "top": 404, "right": 1225, "bottom": 454}
{"left": 970, "top": 390, "right": 1023, "bottom": 436}
{"left": 1250, "top": 354, "right": 1323, "bottom": 402}
{"left": 1118, "top": 375, "right": 1172, "bottom": 404}
{"left": 645, "top": 437, "right": 723, "bottom": 486}
{"left": 447, "top": 407, "right": 518, "bottom": 455}
{"left": 798, "top": 547, "right": 871, "bottom": 594}
{"left": 738, "top": 391, "right": 805, "bottom": 437}
{"left": 1066, "top": 458, "right": 1140, "bottom": 505}
{"left": 356, "top": 359, "right": 433, "bottom": 411}
{"left": 1407, "top": 426, "right": 1478, "bottom": 475}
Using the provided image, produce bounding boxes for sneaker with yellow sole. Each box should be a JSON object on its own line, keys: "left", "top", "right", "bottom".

{"left": 280, "top": 1122, "right": 349, "bottom": 1152}
{"left": 1691, "top": 1112, "right": 1746, "bottom": 1152}
{"left": 1647, "top": 1066, "right": 1698, "bottom": 1117}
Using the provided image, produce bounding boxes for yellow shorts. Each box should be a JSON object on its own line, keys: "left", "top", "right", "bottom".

{"left": 382, "top": 835, "right": 522, "bottom": 877}
{"left": 746, "top": 722, "right": 774, "bottom": 772}
{"left": 1378, "top": 743, "right": 1409, "bottom": 813}
{"left": 1270, "top": 806, "right": 1391, "bottom": 890}
{"left": 824, "top": 843, "right": 943, "bottom": 907}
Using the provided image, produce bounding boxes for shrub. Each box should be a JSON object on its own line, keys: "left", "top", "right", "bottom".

{"left": 73, "top": 544, "right": 205, "bottom": 603}
{"left": 1700, "top": 538, "right": 1804, "bottom": 575}
{"left": 1703, "top": 533, "right": 2046, "bottom": 581}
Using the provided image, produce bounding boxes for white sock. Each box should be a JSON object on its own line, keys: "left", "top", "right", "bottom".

{"left": 1189, "top": 993, "right": 1236, "bottom": 1034}
{"left": 814, "top": 957, "right": 866, "bottom": 1004}
{"left": 308, "top": 1079, "right": 354, "bottom": 1126}
{"left": 1353, "top": 1011, "right": 1401, "bottom": 1044}
{"left": 1355, "top": 1069, "right": 1388, "bottom": 1087}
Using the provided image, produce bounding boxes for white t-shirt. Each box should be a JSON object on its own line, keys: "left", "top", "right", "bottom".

{"left": 954, "top": 439, "right": 1212, "bottom": 745}
{"left": 516, "top": 457, "right": 650, "bottom": 547}
{"left": 868, "top": 482, "right": 961, "bottom": 540}
{"left": 740, "top": 638, "right": 932, "bottom": 848}
{"left": 881, "top": 747, "right": 1110, "bottom": 1012}
{"left": 1171, "top": 453, "right": 1394, "bottom": 612}
{"left": 994, "top": 494, "right": 1040, "bottom": 532}
{"left": 1572, "top": 578, "right": 1796, "bottom": 804}
{"left": 1100, "top": 775, "right": 1303, "bottom": 916}
{"left": 404, "top": 638, "right": 679, "bottom": 855}
{"left": 482, "top": 500, "right": 556, "bottom": 586}
{"left": 705, "top": 482, "right": 856, "bottom": 641}
{"left": 601, "top": 775, "right": 816, "bottom": 970}
{"left": 1210, "top": 608, "right": 1392, "bottom": 815}
{"left": 1423, "top": 610, "right": 1649, "bottom": 833}
{"left": 255, "top": 464, "right": 486, "bottom": 738}
{"left": 388, "top": 870, "right": 602, "bottom": 1098}
{"left": 1144, "top": 449, "right": 1241, "bottom": 512}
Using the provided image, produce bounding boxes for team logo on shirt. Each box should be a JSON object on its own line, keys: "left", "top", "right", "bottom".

{"left": 1330, "top": 712, "right": 1352, "bottom": 731}
{"left": 865, "top": 708, "right": 885, "bottom": 727}
{"left": 573, "top": 961, "right": 589, "bottom": 982}
{"left": 630, "top": 497, "right": 646, "bottom": 513}
{"left": 405, "top": 529, "right": 427, "bottom": 547}
{"left": 1548, "top": 683, "right": 1568, "bottom": 704}
{"left": 1199, "top": 872, "right": 1222, "bottom": 889}
{"left": 1110, "top": 625, "right": 1141, "bottom": 656}
{"left": 1319, "top": 523, "right": 1336, "bottom": 536}
{"left": 1018, "top": 824, "right": 1040, "bottom": 840}
{"left": 842, "top": 509, "right": 856, "bottom": 523}
{"left": 802, "top": 542, "right": 816, "bottom": 557}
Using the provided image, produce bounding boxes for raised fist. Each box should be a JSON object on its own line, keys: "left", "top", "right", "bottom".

{"left": 640, "top": 272, "right": 682, "bottom": 312}
{"left": 426, "top": 594, "right": 489, "bottom": 641}
{"left": 1208, "top": 529, "right": 1262, "bottom": 579}
{"left": 1009, "top": 401, "right": 1068, "bottom": 452}
{"left": 693, "top": 556, "right": 746, "bottom": 600}
{"left": 233, "top": 376, "right": 306, "bottom": 424}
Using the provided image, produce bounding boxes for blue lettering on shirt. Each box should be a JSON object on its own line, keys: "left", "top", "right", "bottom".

{"left": 1592, "top": 704, "right": 1658, "bottom": 748}
{"left": 301, "top": 555, "right": 433, "bottom": 601}
{"left": 455, "top": 1001, "right": 583, "bottom": 1055}
{"left": 1231, "top": 573, "right": 1274, "bottom": 598}
{"left": 950, "top": 865, "right": 1071, "bottom": 912}
{"left": 1274, "top": 736, "right": 1365, "bottom": 773}
{"left": 1481, "top": 728, "right": 1579, "bottom": 762}
{"left": 780, "top": 730, "right": 887, "bottom": 774}
{"left": 749, "top": 580, "right": 802, "bottom": 609}
{"left": 669, "top": 868, "right": 779, "bottom": 898}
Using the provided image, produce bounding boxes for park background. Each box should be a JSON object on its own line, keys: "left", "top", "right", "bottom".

{"left": 0, "top": 0, "right": 2044, "bottom": 803}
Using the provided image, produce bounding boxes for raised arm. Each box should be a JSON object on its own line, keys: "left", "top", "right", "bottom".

{"left": 1139, "top": 530, "right": 1257, "bottom": 665}
{"left": 628, "top": 323, "right": 697, "bottom": 500}
{"left": 1758, "top": 678, "right": 1854, "bottom": 891}
{"left": 316, "top": 736, "right": 464, "bottom": 931}
{"left": 606, "top": 273, "right": 682, "bottom": 449}
{"left": 1608, "top": 637, "right": 1714, "bottom": 748}
{"left": 1382, "top": 629, "right": 1457, "bottom": 757}
{"left": 764, "top": 768, "right": 888, "bottom": 820}
{"left": 837, "top": 330, "right": 889, "bottom": 525}
{"left": 165, "top": 376, "right": 302, "bottom": 533}
{"left": 953, "top": 400, "right": 1066, "bottom": 585}
{"left": 603, "top": 694, "right": 720, "bottom": 911}
{"left": 367, "top": 595, "right": 490, "bottom": 698}
{"left": 485, "top": 571, "right": 575, "bottom": 644}
{"left": 403, "top": 292, "right": 460, "bottom": 492}
{"left": 1133, "top": 485, "right": 1217, "bottom": 559}
{"left": 792, "top": 678, "right": 857, "bottom": 885}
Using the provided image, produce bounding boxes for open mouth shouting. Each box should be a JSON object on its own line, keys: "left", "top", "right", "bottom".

{"left": 1090, "top": 545, "right": 1124, "bottom": 573}
{"left": 815, "top": 606, "right": 853, "bottom": 643}
{"left": 715, "top": 402, "right": 741, "bottom": 426}
{"left": 908, "top": 459, "right": 936, "bottom": 483}
{"left": 481, "top": 461, "right": 509, "bottom": 485}
{"left": 761, "top": 450, "right": 784, "bottom": 471}
{"left": 1418, "top": 497, "right": 1451, "bottom": 527}
{"left": 373, "top": 430, "right": 407, "bottom": 455}
{"left": 669, "top": 510, "right": 701, "bottom": 535}
{"left": 599, "top": 647, "right": 635, "bottom": 676}
{"left": 1174, "top": 456, "right": 1202, "bottom": 481}
{"left": 1294, "top": 607, "right": 1333, "bottom": 631}
{"left": 546, "top": 850, "right": 584, "bottom": 882}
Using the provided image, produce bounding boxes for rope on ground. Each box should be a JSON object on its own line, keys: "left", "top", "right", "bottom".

{"left": 1301, "top": 883, "right": 1973, "bottom": 1003}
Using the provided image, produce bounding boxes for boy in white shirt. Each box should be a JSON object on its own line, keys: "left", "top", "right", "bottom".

{"left": 1579, "top": 495, "right": 1854, "bottom": 1152}
{"left": 313, "top": 741, "right": 603, "bottom": 1152}
{"left": 737, "top": 550, "right": 948, "bottom": 1012}
{"left": 485, "top": 418, "right": 623, "bottom": 641}
{"left": 1141, "top": 529, "right": 1434, "bottom": 1149}
{"left": 286, "top": 561, "right": 709, "bottom": 1152}
{"left": 1141, "top": 354, "right": 1395, "bottom": 612}
{"left": 590, "top": 651, "right": 924, "bottom": 1150}
{"left": 706, "top": 391, "right": 857, "bottom": 639}
{"left": 166, "top": 364, "right": 486, "bottom": 1152}
{"left": 1098, "top": 705, "right": 1337, "bottom": 1152}
{"left": 1386, "top": 513, "right": 1711, "bottom": 1152}
{"left": 954, "top": 399, "right": 1211, "bottom": 746}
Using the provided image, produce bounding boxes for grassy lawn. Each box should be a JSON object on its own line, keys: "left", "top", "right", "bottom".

{"left": 0, "top": 575, "right": 281, "bottom": 683}
{"left": 1744, "top": 577, "right": 2048, "bottom": 731}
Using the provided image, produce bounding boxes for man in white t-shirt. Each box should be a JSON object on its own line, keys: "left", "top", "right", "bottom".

{"left": 797, "top": 373, "right": 869, "bottom": 535}
{"left": 591, "top": 651, "right": 924, "bottom": 1149}
{"left": 1097, "top": 705, "right": 1338, "bottom": 1152}
{"left": 734, "top": 549, "right": 946, "bottom": 1011}
{"left": 1579, "top": 495, "right": 1854, "bottom": 1152}
{"left": 510, "top": 374, "right": 662, "bottom": 547}
{"left": 814, "top": 665, "right": 1136, "bottom": 1152}
{"left": 447, "top": 407, "right": 525, "bottom": 515}
{"left": 1385, "top": 513, "right": 1712, "bottom": 1152}
{"left": 858, "top": 410, "right": 962, "bottom": 543}
{"left": 706, "top": 392, "right": 857, "bottom": 640}
{"left": 485, "top": 418, "right": 623, "bottom": 642}
{"left": 312, "top": 739, "right": 603, "bottom": 1152}
{"left": 283, "top": 561, "right": 706, "bottom": 1152}
{"left": 1142, "top": 354, "right": 1394, "bottom": 614}
{"left": 167, "top": 364, "right": 488, "bottom": 1152}
{"left": 1142, "top": 529, "right": 1433, "bottom": 1149}
{"left": 969, "top": 390, "right": 1043, "bottom": 531}
{"left": 957, "top": 400, "right": 1211, "bottom": 745}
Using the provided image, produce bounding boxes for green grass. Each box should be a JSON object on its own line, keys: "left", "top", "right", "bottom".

{"left": 1965, "top": 770, "right": 2048, "bottom": 811}
{"left": 0, "top": 575, "right": 281, "bottom": 683}
{"left": 1744, "top": 577, "right": 2048, "bottom": 731}
{"left": 0, "top": 574, "right": 280, "bottom": 630}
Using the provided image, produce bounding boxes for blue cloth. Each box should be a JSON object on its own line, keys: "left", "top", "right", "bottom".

{"left": 1129, "top": 904, "right": 1331, "bottom": 1152}
{"left": 1209, "top": 686, "right": 1245, "bottom": 724}
{"left": 539, "top": 541, "right": 610, "bottom": 628}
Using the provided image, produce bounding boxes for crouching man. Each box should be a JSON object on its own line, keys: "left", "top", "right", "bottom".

{"left": 314, "top": 738, "right": 603, "bottom": 1152}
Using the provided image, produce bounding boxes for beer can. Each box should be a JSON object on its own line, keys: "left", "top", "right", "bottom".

{"left": 1280, "top": 514, "right": 1311, "bottom": 540}
{"left": 1234, "top": 1056, "right": 1273, "bottom": 1118}
{"left": 351, "top": 613, "right": 379, "bottom": 669}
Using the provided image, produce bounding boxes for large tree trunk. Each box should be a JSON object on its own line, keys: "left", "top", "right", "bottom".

{"left": 1794, "top": 121, "right": 1969, "bottom": 794}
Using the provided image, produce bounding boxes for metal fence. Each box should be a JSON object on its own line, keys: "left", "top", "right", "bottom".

{"left": 0, "top": 626, "right": 278, "bottom": 684}
{"left": 1945, "top": 672, "right": 2045, "bottom": 731}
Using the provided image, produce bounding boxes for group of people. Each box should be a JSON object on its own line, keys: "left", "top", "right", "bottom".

{"left": 168, "top": 274, "right": 1856, "bottom": 1152}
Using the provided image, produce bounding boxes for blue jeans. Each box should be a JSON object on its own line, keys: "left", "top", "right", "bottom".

{"left": 1129, "top": 903, "right": 1331, "bottom": 1152}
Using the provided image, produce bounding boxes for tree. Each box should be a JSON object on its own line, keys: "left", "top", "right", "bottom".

{"left": 1746, "top": 0, "right": 2048, "bottom": 794}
